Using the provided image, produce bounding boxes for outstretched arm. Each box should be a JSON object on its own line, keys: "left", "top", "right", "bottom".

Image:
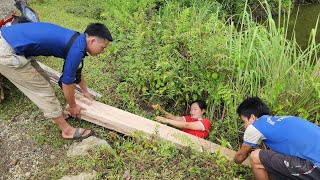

{"left": 156, "top": 116, "right": 204, "bottom": 130}
{"left": 152, "top": 104, "right": 185, "bottom": 121}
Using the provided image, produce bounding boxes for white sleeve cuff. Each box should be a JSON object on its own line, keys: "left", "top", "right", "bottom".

{"left": 244, "top": 125, "right": 265, "bottom": 146}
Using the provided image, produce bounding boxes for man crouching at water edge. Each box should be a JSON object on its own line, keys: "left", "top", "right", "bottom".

{"left": 233, "top": 97, "right": 320, "bottom": 180}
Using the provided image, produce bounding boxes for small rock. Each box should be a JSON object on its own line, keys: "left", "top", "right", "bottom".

{"left": 25, "top": 172, "right": 31, "bottom": 177}
{"left": 67, "top": 136, "right": 112, "bottom": 157}
{"left": 8, "top": 134, "right": 19, "bottom": 141}
{"left": 50, "top": 155, "right": 56, "bottom": 159}
{"left": 123, "top": 170, "right": 130, "bottom": 180}
{"left": 11, "top": 159, "right": 19, "bottom": 166}
{"left": 59, "top": 170, "right": 97, "bottom": 180}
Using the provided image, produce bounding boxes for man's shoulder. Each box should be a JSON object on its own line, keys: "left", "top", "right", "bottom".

{"left": 245, "top": 124, "right": 262, "bottom": 135}
{"left": 256, "top": 115, "right": 297, "bottom": 125}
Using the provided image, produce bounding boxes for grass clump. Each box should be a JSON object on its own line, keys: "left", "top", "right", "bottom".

{"left": 34, "top": 131, "right": 253, "bottom": 179}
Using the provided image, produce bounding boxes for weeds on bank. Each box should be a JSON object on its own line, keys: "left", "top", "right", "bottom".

{"left": 29, "top": 0, "right": 319, "bottom": 150}
{"left": 33, "top": 131, "right": 253, "bottom": 179}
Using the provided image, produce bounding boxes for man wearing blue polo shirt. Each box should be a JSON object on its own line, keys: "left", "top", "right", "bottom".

{"left": 234, "top": 97, "right": 320, "bottom": 179}
{"left": 0, "top": 22, "right": 113, "bottom": 139}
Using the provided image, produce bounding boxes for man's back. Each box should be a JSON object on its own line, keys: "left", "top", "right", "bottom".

{"left": 1, "top": 22, "right": 77, "bottom": 58}
{"left": 252, "top": 115, "right": 320, "bottom": 167}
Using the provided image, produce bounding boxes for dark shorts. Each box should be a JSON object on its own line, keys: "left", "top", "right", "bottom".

{"left": 259, "top": 149, "right": 320, "bottom": 180}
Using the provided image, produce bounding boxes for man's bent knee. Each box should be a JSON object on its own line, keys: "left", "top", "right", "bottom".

{"left": 250, "top": 149, "right": 263, "bottom": 166}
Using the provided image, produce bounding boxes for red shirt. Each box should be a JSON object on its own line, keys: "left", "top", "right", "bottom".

{"left": 182, "top": 116, "right": 211, "bottom": 139}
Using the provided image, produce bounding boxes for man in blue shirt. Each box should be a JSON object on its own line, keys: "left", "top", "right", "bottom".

{"left": 234, "top": 97, "right": 320, "bottom": 179}
{"left": 0, "top": 22, "right": 113, "bottom": 139}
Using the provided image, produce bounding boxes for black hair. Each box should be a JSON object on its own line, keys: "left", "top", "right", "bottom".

{"left": 84, "top": 23, "right": 113, "bottom": 42}
{"left": 191, "top": 100, "right": 207, "bottom": 110}
{"left": 236, "top": 97, "right": 270, "bottom": 119}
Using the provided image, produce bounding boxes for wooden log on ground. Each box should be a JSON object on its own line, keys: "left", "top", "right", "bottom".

{"left": 40, "top": 62, "right": 250, "bottom": 166}
{"left": 70, "top": 94, "right": 251, "bottom": 166}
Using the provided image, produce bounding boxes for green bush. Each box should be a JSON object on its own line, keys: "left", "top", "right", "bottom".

{"left": 93, "top": 0, "right": 319, "bottom": 147}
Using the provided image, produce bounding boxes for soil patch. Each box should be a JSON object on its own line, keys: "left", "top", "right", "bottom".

{"left": 0, "top": 112, "right": 66, "bottom": 180}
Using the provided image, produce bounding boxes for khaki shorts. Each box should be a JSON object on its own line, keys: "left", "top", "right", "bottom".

{"left": 0, "top": 33, "right": 62, "bottom": 119}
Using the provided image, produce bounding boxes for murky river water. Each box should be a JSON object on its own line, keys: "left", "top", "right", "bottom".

{"left": 285, "top": 3, "right": 320, "bottom": 49}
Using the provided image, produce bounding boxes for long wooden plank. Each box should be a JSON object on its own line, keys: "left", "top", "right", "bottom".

{"left": 39, "top": 62, "right": 250, "bottom": 166}
{"left": 38, "top": 62, "right": 102, "bottom": 98}
{"left": 72, "top": 94, "right": 250, "bottom": 166}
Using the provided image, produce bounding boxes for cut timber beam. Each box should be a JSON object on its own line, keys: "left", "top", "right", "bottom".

{"left": 38, "top": 62, "right": 102, "bottom": 98}
{"left": 70, "top": 94, "right": 251, "bottom": 166}
{"left": 40, "top": 62, "right": 250, "bottom": 166}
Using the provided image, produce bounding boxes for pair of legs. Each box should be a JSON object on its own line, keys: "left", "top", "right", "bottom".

{"left": 250, "top": 149, "right": 320, "bottom": 180}
{"left": 0, "top": 34, "right": 90, "bottom": 139}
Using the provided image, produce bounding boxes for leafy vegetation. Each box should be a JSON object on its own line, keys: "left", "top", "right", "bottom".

{"left": 32, "top": 0, "right": 319, "bottom": 147}
{"left": 34, "top": 131, "right": 252, "bottom": 179}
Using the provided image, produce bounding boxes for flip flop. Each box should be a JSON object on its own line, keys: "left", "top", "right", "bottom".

{"left": 64, "top": 128, "right": 94, "bottom": 140}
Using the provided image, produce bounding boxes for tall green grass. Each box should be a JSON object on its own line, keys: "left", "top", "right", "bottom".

{"left": 218, "top": 0, "right": 320, "bottom": 144}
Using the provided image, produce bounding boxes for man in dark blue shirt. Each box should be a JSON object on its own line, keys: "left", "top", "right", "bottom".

{"left": 0, "top": 22, "right": 113, "bottom": 139}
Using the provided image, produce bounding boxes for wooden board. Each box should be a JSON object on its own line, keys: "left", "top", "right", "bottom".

{"left": 38, "top": 62, "right": 102, "bottom": 98}
{"left": 39, "top": 61, "right": 250, "bottom": 166}
{"left": 72, "top": 94, "right": 250, "bottom": 166}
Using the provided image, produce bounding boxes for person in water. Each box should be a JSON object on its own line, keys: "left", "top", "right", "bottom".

{"left": 153, "top": 100, "right": 211, "bottom": 139}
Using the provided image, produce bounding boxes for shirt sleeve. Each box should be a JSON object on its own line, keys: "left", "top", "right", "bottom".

{"left": 183, "top": 116, "right": 190, "bottom": 122}
{"left": 243, "top": 125, "right": 265, "bottom": 147}
{"left": 199, "top": 119, "right": 211, "bottom": 132}
{"left": 61, "top": 47, "right": 84, "bottom": 84}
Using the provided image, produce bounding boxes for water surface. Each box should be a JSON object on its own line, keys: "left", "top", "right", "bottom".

{"left": 285, "top": 4, "right": 320, "bottom": 49}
